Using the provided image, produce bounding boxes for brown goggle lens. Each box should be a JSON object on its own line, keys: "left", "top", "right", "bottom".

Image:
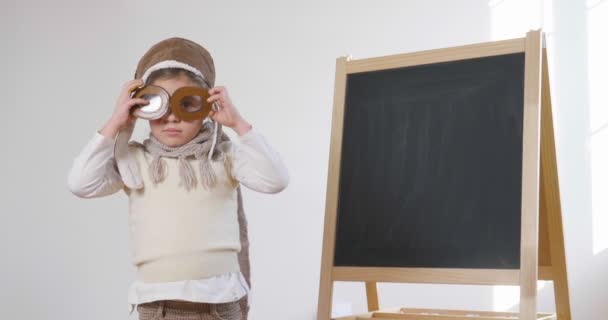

{"left": 171, "top": 87, "right": 212, "bottom": 121}
{"left": 179, "top": 95, "right": 204, "bottom": 113}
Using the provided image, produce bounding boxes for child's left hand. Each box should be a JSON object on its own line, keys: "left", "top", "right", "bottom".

{"left": 207, "top": 86, "right": 252, "bottom": 136}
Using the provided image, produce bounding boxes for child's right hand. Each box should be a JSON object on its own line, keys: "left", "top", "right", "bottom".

{"left": 100, "top": 79, "right": 149, "bottom": 138}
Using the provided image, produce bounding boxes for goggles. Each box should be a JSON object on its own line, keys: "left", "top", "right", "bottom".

{"left": 130, "top": 85, "right": 214, "bottom": 121}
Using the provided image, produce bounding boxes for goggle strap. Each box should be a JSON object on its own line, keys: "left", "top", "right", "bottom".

{"left": 208, "top": 120, "right": 218, "bottom": 161}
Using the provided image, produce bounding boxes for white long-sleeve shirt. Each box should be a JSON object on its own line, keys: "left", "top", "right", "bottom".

{"left": 67, "top": 127, "right": 289, "bottom": 314}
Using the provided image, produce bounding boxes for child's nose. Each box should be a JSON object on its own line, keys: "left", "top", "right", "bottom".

{"left": 164, "top": 109, "right": 180, "bottom": 122}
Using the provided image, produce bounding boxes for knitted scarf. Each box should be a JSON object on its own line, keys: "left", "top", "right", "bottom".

{"left": 141, "top": 121, "right": 251, "bottom": 318}
{"left": 143, "top": 121, "right": 227, "bottom": 191}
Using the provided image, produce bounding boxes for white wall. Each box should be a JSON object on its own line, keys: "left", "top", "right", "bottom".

{"left": 3, "top": 0, "right": 606, "bottom": 319}
{"left": 550, "top": 0, "right": 608, "bottom": 319}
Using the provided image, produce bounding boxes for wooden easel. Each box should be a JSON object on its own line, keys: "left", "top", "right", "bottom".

{"left": 317, "top": 30, "right": 570, "bottom": 320}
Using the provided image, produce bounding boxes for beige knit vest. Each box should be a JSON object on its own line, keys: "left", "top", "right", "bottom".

{"left": 123, "top": 143, "right": 241, "bottom": 283}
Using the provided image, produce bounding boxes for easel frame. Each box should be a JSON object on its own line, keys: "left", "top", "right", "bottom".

{"left": 317, "top": 30, "right": 570, "bottom": 320}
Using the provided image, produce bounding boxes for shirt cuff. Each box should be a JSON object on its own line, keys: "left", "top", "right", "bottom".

{"left": 89, "top": 130, "right": 117, "bottom": 156}
{"left": 236, "top": 126, "right": 259, "bottom": 143}
{"left": 94, "top": 130, "right": 116, "bottom": 147}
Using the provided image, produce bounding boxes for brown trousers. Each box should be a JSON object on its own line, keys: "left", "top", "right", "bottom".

{"left": 137, "top": 301, "right": 241, "bottom": 320}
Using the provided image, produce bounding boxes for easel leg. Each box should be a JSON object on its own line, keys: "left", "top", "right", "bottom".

{"left": 520, "top": 29, "right": 543, "bottom": 320}
{"left": 317, "top": 279, "right": 333, "bottom": 320}
{"left": 540, "top": 47, "right": 572, "bottom": 320}
{"left": 365, "top": 282, "right": 379, "bottom": 311}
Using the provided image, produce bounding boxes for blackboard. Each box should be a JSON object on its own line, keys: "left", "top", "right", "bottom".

{"left": 333, "top": 52, "right": 526, "bottom": 269}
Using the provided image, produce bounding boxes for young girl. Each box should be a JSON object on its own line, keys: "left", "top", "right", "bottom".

{"left": 67, "top": 37, "right": 289, "bottom": 320}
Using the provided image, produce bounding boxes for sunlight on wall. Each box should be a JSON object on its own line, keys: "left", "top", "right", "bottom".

{"left": 488, "top": 0, "right": 542, "bottom": 41}
{"left": 587, "top": 0, "right": 608, "bottom": 256}
{"left": 493, "top": 282, "right": 547, "bottom": 311}
{"left": 591, "top": 131, "right": 608, "bottom": 255}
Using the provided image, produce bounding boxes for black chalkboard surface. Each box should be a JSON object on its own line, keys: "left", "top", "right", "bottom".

{"left": 333, "top": 52, "right": 526, "bottom": 269}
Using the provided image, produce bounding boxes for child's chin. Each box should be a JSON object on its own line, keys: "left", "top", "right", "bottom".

{"left": 161, "top": 136, "right": 187, "bottom": 147}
